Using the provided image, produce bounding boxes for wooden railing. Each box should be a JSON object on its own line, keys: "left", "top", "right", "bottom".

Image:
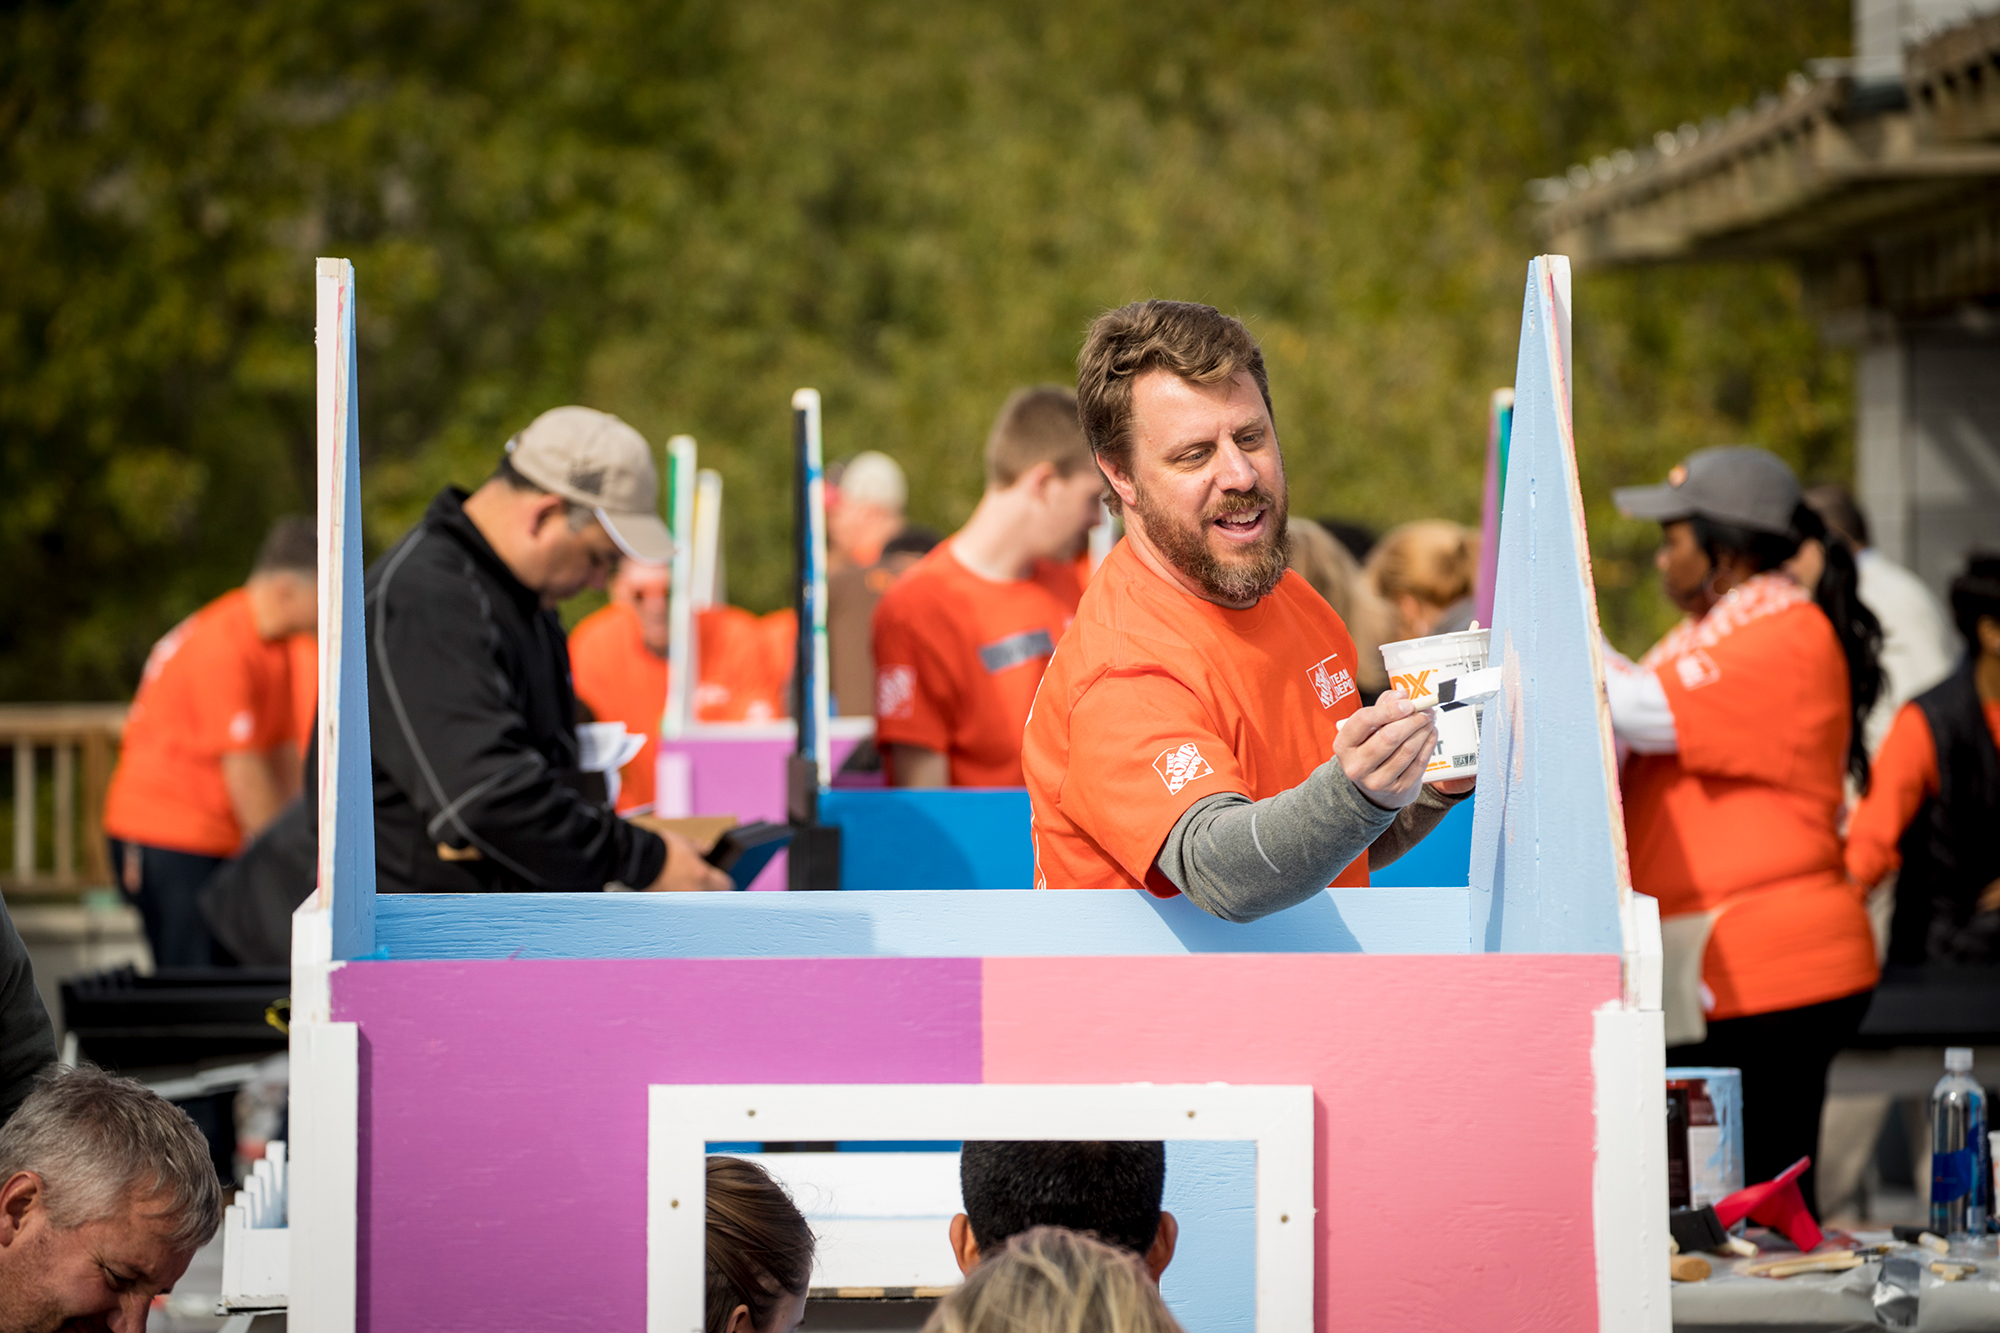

{"left": 0, "top": 705, "right": 128, "bottom": 894}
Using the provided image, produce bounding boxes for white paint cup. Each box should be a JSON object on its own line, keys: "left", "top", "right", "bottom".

{"left": 1380, "top": 628, "right": 1491, "bottom": 784}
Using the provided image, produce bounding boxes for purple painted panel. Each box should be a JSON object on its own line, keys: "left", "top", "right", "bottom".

{"left": 332, "top": 956, "right": 982, "bottom": 1332}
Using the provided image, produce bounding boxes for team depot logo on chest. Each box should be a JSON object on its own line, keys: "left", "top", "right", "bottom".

{"left": 1307, "top": 653, "right": 1357, "bottom": 710}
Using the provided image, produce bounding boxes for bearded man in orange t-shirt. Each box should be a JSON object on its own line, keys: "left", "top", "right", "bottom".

{"left": 1022, "top": 301, "right": 1471, "bottom": 919}
{"left": 103, "top": 518, "right": 320, "bottom": 966}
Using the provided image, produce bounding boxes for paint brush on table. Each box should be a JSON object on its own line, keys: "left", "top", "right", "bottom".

{"left": 1890, "top": 1225, "right": 1950, "bottom": 1254}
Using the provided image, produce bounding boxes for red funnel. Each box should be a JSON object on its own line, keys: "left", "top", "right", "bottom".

{"left": 1715, "top": 1157, "right": 1822, "bottom": 1252}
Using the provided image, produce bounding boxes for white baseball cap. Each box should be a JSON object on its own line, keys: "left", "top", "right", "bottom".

{"left": 505, "top": 407, "right": 673, "bottom": 565}
{"left": 836, "top": 450, "right": 908, "bottom": 512}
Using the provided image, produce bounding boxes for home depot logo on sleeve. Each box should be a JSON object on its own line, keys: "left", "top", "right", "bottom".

{"left": 1674, "top": 650, "right": 1721, "bottom": 691}
{"left": 1152, "top": 743, "right": 1214, "bottom": 795}
{"left": 876, "top": 665, "right": 916, "bottom": 720}
{"left": 1307, "top": 654, "right": 1357, "bottom": 709}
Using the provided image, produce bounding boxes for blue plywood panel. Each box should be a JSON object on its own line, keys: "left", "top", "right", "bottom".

{"left": 822, "top": 788, "right": 1034, "bottom": 889}
{"left": 370, "top": 885, "right": 1473, "bottom": 960}
{"left": 1368, "top": 799, "right": 1472, "bottom": 889}
{"left": 318, "top": 259, "right": 376, "bottom": 960}
{"left": 1466, "top": 258, "right": 1627, "bottom": 955}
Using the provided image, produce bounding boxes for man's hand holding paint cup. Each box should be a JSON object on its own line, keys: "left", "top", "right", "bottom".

{"left": 1335, "top": 690, "right": 1447, "bottom": 810}
{"left": 1369, "top": 628, "right": 1490, "bottom": 797}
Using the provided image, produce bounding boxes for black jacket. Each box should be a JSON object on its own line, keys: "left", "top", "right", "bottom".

{"left": 365, "top": 488, "right": 667, "bottom": 893}
{"left": 0, "top": 894, "right": 56, "bottom": 1125}
{"left": 1890, "top": 661, "right": 2000, "bottom": 963}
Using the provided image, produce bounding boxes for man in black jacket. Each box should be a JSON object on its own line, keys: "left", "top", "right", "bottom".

{"left": 367, "top": 406, "right": 730, "bottom": 894}
{"left": 0, "top": 897, "right": 55, "bottom": 1127}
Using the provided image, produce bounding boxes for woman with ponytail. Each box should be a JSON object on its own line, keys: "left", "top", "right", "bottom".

{"left": 706, "top": 1156, "right": 814, "bottom": 1333}
{"left": 1604, "top": 447, "right": 1883, "bottom": 1217}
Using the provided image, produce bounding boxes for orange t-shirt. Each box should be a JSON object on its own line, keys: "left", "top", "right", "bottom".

{"left": 103, "top": 588, "right": 301, "bottom": 857}
{"left": 872, "top": 541, "right": 1084, "bottom": 787}
{"left": 568, "top": 602, "right": 794, "bottom": 812}
{"left": 1022, "top": 539, "right": 1370, "bottom": 895}
{"left": 286, "top": 632, "right": 319, "bottom": 752}
{"left": 1620, "top": 574, "right": 1877, "bottom": 1020}
{"left": 1846, "top": 698, "right": 2000, "bottom": 890}
{"left": 692, "top": 606, "right": 795, "bottom": 726}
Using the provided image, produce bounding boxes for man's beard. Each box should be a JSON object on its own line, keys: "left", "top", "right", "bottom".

{"left": 1130, "top": 480, "right": 1292, "bottom": 605}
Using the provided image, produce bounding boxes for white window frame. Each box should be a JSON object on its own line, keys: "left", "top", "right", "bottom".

{"left": 647, "top": 1083, "right": 1314, "bottom": 1333}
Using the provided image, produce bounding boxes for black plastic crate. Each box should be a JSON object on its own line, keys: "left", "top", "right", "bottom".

{"left": 60, "top": 965, "right": 289, "bottom": 1073}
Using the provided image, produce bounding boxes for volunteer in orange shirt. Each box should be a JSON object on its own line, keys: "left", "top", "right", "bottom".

{"left": 103, "top": 518, "right": 319, "bottom": 966}
{"left": 1846, "top": 554, "right": 2000, "bottom": 963}
{"left": 872, "top": 386, "right": 1104, "bottom": 787}
{"left": 568, "top": 559, "right": 794, "bottom": 813}
{"left": 1604, "top": 446, "right": 1884, "bottom": 1210}
{"left": 1023, "top": 301, "right": 1471, "bottom": 918}
{"left": 286, "top": 631, "right": 318, "bottom": 753}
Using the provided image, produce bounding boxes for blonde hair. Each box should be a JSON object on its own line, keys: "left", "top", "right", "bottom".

{"left": 1366, "top": 520, "right": 1477, "bottom": 609}
{"left": 1288, "top": 519, "right": 1393, "bottom": 695}
{"left": 922, "top": 1226, "right": 1186, "bottom": 1333}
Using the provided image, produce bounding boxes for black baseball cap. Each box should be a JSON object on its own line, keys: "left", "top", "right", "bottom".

{"left": 1612, "top": 446, "right": 1801, "bottom": 536}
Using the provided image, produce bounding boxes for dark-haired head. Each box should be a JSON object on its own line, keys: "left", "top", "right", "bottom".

{"left": 706, "top": 1157, "right": 814, "bottom": 1333}
{"left": 245, "top": 515, "right": 320, "bottom": 640}
{"left": 951, "top": 1141, "right": 1177, "bottom": 1284}
{"left": 1949, "top": 554, "right": 2000, "bottom": 658}
{"left": 252, "top": 516, "right": 317, "bottom": 577}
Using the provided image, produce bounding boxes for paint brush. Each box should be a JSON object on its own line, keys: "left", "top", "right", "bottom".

{"left": 1416, "top": 667, "right": 1502, "bottom": 712}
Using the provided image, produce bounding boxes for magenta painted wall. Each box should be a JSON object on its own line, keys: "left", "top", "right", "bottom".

{"left": 332, "top": 957, "right": 981, "bottom": 1332}
{"left": 982, "top": 954, "right": 1618, "bottom": 1332}
{"left": 332, "top": 951, "right": 1615, "bottom": 1331}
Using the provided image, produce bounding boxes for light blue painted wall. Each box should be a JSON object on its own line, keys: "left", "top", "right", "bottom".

{"left": 370, "top": 886, "right": 1472, "bottom": 960}
{"left": 1160, "top": 1140, "right": 1257, "bottom": 1333}
{"left": 1466, "top": 259, "right": 1626, "bottom": 955}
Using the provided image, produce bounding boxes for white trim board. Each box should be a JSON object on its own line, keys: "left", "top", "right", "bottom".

{"left": 647, "top": 1083, "right": 1314, "bottom": 1333}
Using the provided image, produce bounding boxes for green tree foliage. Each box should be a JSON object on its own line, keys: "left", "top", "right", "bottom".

{"left": 0, "top": 0, "right": 1851, "bottom": 699}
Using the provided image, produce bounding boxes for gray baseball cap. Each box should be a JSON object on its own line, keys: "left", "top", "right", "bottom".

{"left": 1612, "top": 446, "right": 1801, "bottom": 536}
{"left": 505, "top": 407, "right": 673, "bottom": 565}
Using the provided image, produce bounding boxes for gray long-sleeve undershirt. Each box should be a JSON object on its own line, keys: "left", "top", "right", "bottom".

{"left": 1154, "top": 760, "right": 1472, "bottom": 923}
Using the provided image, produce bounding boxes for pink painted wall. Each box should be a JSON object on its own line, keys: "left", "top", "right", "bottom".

{"left": 983, "top": 954, "right": 1619, "bottom": 1332}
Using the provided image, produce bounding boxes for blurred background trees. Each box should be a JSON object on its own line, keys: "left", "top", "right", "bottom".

{"left": 0, "top": 0, "right": 1851, "bottom": 699}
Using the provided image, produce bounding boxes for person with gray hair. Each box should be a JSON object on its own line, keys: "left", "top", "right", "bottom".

{"left": 0, "top": 1065, "right": 222, "bottom": 1333}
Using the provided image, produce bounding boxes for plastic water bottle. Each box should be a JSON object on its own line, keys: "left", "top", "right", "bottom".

{"left": 1929, "top": 1047, "right": 1989, "bottom": 1244}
